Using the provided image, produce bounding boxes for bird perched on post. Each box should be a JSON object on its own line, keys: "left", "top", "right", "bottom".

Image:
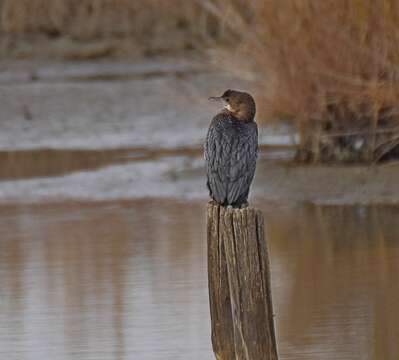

{"left": 204, "top": 89, "right": 258, "bottom": 208}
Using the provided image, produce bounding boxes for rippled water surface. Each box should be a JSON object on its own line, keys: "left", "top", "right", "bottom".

{"left": 1, "top": 200, "right": 398, "bottom": 360}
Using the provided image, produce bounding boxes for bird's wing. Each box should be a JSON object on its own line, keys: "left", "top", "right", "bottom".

{"left": 226, "top": 122, "right": 258, "bottom": 204}
{"left": 205, "top": 114, "right": 258, "bottom": 205}
{"left": 204, "top": 114, "right": 233, "bottom": 203}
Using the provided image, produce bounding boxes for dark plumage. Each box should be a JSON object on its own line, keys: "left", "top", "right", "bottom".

{"left": 204, "top": 89, "right": 258, "bottom": 207}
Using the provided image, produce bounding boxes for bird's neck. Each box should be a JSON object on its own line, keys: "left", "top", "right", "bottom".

{"left": 222, "top": 109, "right": 254, "bottom": 122}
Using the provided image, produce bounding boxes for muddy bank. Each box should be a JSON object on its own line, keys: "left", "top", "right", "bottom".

{"left": 255, "top": 160, "right": 399, "bottom": 205}
{"left": 0, "top": 147, "right": 399, "bottom": 205}
{"left": 0, "top": 57, "right": 295, "bottom": 150}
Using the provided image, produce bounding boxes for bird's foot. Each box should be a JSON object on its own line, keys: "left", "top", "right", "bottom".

{"left": 240, "top": 202, "right": 249, "bottom": 209}
{"left": 208, "top": 199, "right": 219, "bottom": 206}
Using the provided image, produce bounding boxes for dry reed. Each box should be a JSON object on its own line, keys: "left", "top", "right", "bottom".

{"left": 0, "top": 0, "right": 223, "bottom": 57}
{"left": 214, "top": 0, "right": 399, "bottom": 162}
{"left": 1, "top": 0, "right": 210, "bottom": 38}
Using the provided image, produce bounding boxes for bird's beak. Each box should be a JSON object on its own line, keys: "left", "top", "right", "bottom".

{"left": 208, "top": 96, "right": 223, "bottom": 102}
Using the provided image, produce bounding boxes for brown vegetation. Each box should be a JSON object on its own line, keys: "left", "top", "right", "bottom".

{"left": 1, "top": 0, "right": 208, "bottom": 38}
{"left": 0, "top": 0, "right": 222, "bottom": 57}
{"left": 215, "top": 0, "right": 399, "bottom": 163}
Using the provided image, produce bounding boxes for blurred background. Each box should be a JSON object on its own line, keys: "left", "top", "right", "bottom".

{"left": 1, "top": 1, "right": 399, "bottom": 359}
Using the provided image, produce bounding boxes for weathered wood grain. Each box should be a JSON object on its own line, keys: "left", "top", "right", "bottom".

{"left": 207, "top": 202, "right": 278, "bottom": 360}
{"left": 207, "top": 203, "right": 236, "bottom": 359}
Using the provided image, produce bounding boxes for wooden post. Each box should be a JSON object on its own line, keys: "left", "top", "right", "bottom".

{"left": 207, "top": 202, "right": 278, "bottom": 360}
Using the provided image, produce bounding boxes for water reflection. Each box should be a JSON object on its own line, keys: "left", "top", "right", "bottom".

{"left": 0, "top": 200, "right": 398, "bottom": 359}
{"left": 263, "top": 204, "right": 399, "bottom": 360}
{"left": 0, "top": 201, "right": 210, "bottom": 360}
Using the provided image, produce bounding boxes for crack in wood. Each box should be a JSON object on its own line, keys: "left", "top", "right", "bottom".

{"left": 207, "top": 203, "right": 279, "bottom": 360}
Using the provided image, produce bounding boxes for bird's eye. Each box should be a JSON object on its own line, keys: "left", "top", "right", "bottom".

{"left": 225, "top": 98, "right": 230, "bottom": 102}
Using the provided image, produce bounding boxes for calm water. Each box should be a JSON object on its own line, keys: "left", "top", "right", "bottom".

{"left": 0, "top": 199, "right": 398, "bottom": 360}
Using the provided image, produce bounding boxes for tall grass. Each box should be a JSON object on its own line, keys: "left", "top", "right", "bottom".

{"left": 0, "top": 0, "right": 222, "bottom": 57}
{"left": 1, "top": 0, "right": 206, "bottom": 37}
{"left": 215, "top": 0, "right": 399, "bottom": 162}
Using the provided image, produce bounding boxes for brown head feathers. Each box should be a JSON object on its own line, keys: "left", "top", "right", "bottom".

{"left": 210, "top": 89, "right": 256, "bottom": 122}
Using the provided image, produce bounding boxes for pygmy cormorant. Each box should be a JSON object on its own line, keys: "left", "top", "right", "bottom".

{"left": 204, "top": 89, "right": 258, "bottom": 207}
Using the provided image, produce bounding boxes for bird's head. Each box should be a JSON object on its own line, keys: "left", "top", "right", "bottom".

{"left": 209, "top": 89, "right": 256, "bottom": 122}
